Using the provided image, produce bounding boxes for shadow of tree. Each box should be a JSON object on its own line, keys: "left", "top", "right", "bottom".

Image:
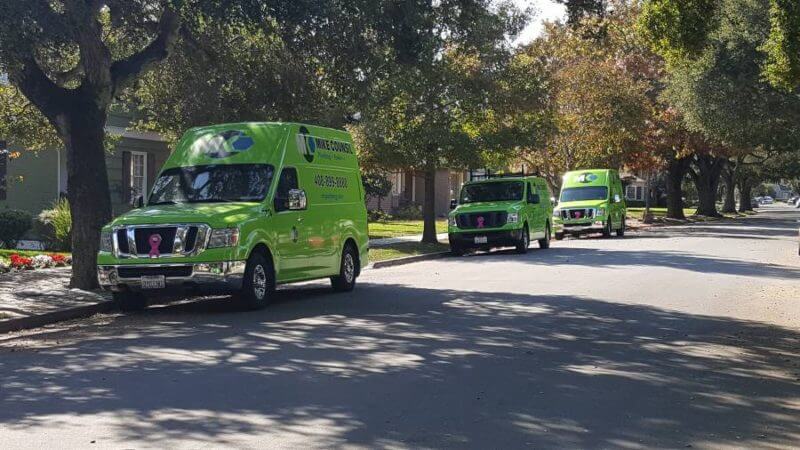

{"left": 1, "top": 283, "right": 799, "bottom": 448}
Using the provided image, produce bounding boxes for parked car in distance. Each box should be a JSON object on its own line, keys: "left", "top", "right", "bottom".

{"left": 760, "top": 196, "right": 774, "bottom": 204}
{"left": 448, "top": 176, "right": 553, "bottom": 255}
{"left": 752, "top": 198, "right": 761, "bottom": 209}
{"left": 552, "top": 169, "right": 626, "bottom": 240}
{"left": 97, "top": 122, "right": 369, "bottom": 311}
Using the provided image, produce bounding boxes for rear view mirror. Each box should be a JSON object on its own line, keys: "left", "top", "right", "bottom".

{"left": 287, "top": 189, "right": 308, "bottom": 211}
{"left": 131, "top": 195, "right": 144, "bottom": 208}
{"left": 450, "top": 199, "right": 458, "bottom": 210}
{"left": 614, "top": 194, "right": 621, "bottom": 203}
{"left": 550, "top": 197, "right": 557, "bottom": 207}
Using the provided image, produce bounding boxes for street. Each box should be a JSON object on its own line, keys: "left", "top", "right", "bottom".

{"left": 1, "top": 206, "right": 799, "bottom": 449}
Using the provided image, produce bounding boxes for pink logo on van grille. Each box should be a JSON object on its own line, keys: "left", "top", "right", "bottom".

{"left": 148, "top": 234, "right": 162, "bottom": 258}
{"left": 477, "top": 216, "right": 485, "bottom": 228}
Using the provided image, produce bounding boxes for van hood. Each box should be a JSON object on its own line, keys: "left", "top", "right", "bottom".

{"left": 453, "top": 201, "right": 523, "bottom": 214}
{"left": 556, "top": 200, "right": 607, "bottom": 209}
{"left": 108, "top": 202, "right": 261, "bottom": 228}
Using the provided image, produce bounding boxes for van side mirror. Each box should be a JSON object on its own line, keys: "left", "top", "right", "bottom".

{"left": 287, "top": 189, "right": 307, "bottom": 211}
{"left": 450, "top": 199, "right": 458, "bottom": 210}
{"left": 550, "top": 197, "right": 557, "bottom": 207}
{"left": 614, "top": 194, "right": 621, "bottom": 203}
{"left": 132, "top": 195, "right": 144, "bottom": 208}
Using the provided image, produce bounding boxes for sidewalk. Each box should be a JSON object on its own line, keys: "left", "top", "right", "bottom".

{"left": 0, "top": 268, "right": 113, "bottom": 333}
{"left": 370, "top": 233, "right": 449, "bottom": 247}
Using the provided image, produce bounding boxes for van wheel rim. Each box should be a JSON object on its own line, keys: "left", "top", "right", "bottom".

{"left": 344, "top": 253, "right": 355, "bottom": 283}
{"left": 253, "top": 265, "right": 267, "bottom": 299}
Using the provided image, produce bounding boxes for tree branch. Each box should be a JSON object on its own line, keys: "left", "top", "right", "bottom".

{"left": 110, "top": 7, "right": 181, "bottom": 95}
{"left": 10, "top": 57, "right": 72, "bottom": 126}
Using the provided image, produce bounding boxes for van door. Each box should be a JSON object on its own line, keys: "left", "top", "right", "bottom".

{"left": 527, "top": 182, "right": 546, "bottom": 239}
{"left": 271, "top": 167, "right": 314, "bottom": 281}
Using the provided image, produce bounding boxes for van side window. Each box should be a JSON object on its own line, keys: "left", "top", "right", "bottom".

{"left": 274, "top": 167, "right": 299, "bottom": 212}
{"left": 528, "top": 183, "right": 538, "bottom": 203}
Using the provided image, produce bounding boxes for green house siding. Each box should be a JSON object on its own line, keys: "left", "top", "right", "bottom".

{"left": 0, "top": 148, "right": 62, "bottom": 215}
{"left": 0, "top": 136, "right": 170, "bottom": 218}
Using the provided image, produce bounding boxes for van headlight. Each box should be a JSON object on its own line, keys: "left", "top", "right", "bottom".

{"left": 448, "top": 216, "right": 457, "bottom": 227}
{"left": 100, "top": 230, "right": 113, "bottom": 253}
{"left": 596, "top": 208, "right": 605, "bottom": 217}
{"left": 207, "top": 228, "right": 240, "bottom": 248}
{"left": 553, "top": 209, "right": 561, "bottom": 218}
{"left": 506, "top": 212, "right": 519, "bottom": 224}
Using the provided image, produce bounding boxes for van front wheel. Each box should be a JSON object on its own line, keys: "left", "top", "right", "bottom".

{"left": 538, "top": 223, "right": 551, "bottom": 249}
{"left": 516, "top": 226, "right": 530, "bottom": 254}
{"left": 239, "top": 252, "right": 274, "bottom": 310}
{"left": 331, "top": 244, "right": 358, "bottom": 292}
{"left": 616, "top": 217, "right": 626, "bottom": 237}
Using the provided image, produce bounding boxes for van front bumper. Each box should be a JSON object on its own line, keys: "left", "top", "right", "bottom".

{"left": 449, "top": 229, "right": 523, "bottom": 248}
{"left": 97, "top": 261, "right": 246, "bottom": 293}
{"left": 562, "top": 221, "right": 606, "bottom": 233}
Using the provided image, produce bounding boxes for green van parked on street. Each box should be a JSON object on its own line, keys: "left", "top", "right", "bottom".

{"left": 447, "top": 176, "right": 553, "bottom": 255}
{"left": 97, "top": 122, "right": 369, "bottom": 311}
{"left": 553, "top": 169, "right": 626, "bottom": 240}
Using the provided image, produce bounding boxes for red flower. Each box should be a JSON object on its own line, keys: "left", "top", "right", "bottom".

{"left": 9, "top": 254, "right": 33, "bottom": 269}
{"left": 50, "top": 254, "right": 67, "bottom": 265}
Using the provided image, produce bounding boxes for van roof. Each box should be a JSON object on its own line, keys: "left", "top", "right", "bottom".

{"left": 188, "top": 122, "right": 349, "bottom": 135}
{"left": 465, "top": 176, "right": 544, "bottom": 184}
{"left": 562, "top": 169, "right": 616, "bottom": 187}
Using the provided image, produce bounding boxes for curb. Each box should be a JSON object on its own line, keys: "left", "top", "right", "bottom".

{"left": 0, "top": 300, "right": 116, "bottom": 334}
{"left": 368, "top": 251, "right": 451, "bottom": 269}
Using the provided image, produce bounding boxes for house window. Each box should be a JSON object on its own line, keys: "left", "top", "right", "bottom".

{"left": 129, "top": 151, "right": 148, "bottom": 199}
{"left": 626, "top": 185, "right": 636, "bottom": 200}
{"left": 391, "top": 171, "right": 404, "bottom": 196}
{"left": 636, "top": 186, "right": 644, "bottom": 201}
{"left": 0, "top": 141, "right": 7, "bottom": 201}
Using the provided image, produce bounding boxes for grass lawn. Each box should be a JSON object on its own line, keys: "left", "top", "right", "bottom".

{"left": 369, "top": 220, "right": 448, "bottom": 240}
{"left": 369, "top": 241, "right": 450, "bottom": 262}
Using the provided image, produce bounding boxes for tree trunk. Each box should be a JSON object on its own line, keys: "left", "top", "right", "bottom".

{"left": 666, "top": 156, "right": 690, "bottom": 220}
{"left": 721, "top": 166, "right": 737, "bottom": 214}
{"left": 690, "top": 155, "right": 725, "bottom": 217}
{"left": 421, "top": 167, "right": 438, "bottom": 244}
{"left": 738, "top": 177, "right": 753, "bottom": 212}
{"left": 63, "top": 106, "right": 113, "bottom": 289}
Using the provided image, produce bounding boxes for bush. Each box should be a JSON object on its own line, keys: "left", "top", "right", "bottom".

{"left": 393, "top": 203, "right": 423, "bottom": 220}
{"left": 37, "top": 198, "right": 72, "bottom": 251}
{"left": 368, "top": 209, "right": 393, "bottom": 222}
{"left": 0, "top": 209, "right": 33, "bottom": 249}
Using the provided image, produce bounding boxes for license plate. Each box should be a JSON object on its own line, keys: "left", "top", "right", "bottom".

{"left": 141, "top": 275, "right": 166, "bottom": 289}
{"left": 474, "top": 236, "right": 488, "bottom": 244}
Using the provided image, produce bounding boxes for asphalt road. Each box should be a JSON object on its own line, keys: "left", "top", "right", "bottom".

{"left": 1, "top": 206, "right": 799, "bottom": 449}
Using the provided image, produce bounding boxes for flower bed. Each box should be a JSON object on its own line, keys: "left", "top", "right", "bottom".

{"left": 0, "top": 253, "right": 72, "bottom": 274}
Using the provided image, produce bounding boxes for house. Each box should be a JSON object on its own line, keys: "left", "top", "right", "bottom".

{"left": 0, "top": 112, "right": 171, "bottom": 217}
{"left": 366, "top": 169, "right": 468, "bottom": 217}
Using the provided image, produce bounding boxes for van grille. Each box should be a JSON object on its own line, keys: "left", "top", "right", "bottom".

{"left": 113, "top": 225, "right": 208, "bottom": 257}
{"left": 561, "top": 208, "right": 595, "bottom": 220}
{"left": 457, "top": 212, "right": 508, "bottom": 229}
{"left": 134, "top": 227, "right": 177, "bottom": 255}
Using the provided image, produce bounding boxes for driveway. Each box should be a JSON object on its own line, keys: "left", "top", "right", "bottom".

{"left": 1, "top": 206, "right": 799, "bottom": 449}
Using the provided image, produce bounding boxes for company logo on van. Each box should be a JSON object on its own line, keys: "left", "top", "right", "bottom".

{"left": 577, "top": 173, "right": 598, "bottom": 183}
{"left": 296, "top": 126, "right": 354, "bottom": 163}
{"left": 191, "top": 130, "right": 255, "bottom": 158}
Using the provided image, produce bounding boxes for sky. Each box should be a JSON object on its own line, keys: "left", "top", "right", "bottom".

{"left": 513, "top": 0, "right": 568, "bottom": 44}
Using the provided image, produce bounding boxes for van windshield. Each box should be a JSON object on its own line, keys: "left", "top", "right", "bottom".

{"left": 149, "top": 164, "right": 275, "bottom": 205}
{"left": 560, "top": 186, "right": 608, "bottom": 202}
{"left": 460, "top": 181, "right": 524, "bottom": 203}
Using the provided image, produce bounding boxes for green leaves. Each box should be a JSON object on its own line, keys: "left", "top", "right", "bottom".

{"left": 762, "top": 0, "right": 800, "bottom": 91}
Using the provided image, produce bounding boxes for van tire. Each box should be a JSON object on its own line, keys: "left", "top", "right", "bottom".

{"left": 602, "top": 219, "right": 612, "bottom": 238}
{"left": 516, "top": 225, "right": 530, "bottom": 254}
{"left": 114, "top": 291, "right": 147, "bottom": 312}
{"left": 239, "top": 252, "right": 274, "bottom": 310}
{"left": 331, "top": 243, "right": 358, "bottom": 292}
{"left": 616, "top": 217, "right": 626, "bottom": 237}
{"left": 555, "top": 232, "right": 564, "bottom": 241}
{"left": 538, "top": 223, "right": 551, "bottom": 249}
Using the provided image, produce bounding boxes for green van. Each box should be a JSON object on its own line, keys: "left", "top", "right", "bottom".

{"left": 553, "top": 169, "right": 626, "bottom": 240}
{"left": 448, "top": 176, "right": 553, "bottom": 255}
{"left": 97, "top": 123, "right": 369, "bottom": 311}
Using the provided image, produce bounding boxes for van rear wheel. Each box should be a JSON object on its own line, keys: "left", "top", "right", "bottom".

{"left": 616, "top": 217, "right": 626, "bottom": 237}
{"left": 239, "top": 252, "right": 274, "bottom": 310}
{"left": 602, "top": 219, "right": 612, "bottom": 238}
{"left": 538, "top": 223, "right": 551, "bottom": 249}
{"left": 331, "top": 244, "right": 358, "bottom": 292}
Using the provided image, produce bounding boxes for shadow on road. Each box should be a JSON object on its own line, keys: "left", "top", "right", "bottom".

{"left": 1, "top": 283, "right": 799, "bottom": 448}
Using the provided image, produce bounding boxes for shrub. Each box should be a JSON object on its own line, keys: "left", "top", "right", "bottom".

{"left": 0, "top": 259, "right": 9, "bottom": 273}
{"left": 367, "top": 209, "right": 393, "bottom": 222}
{"left": 37, "top": 198, "right": 72, "bottom": 251}
{"left": 9, "top": 254, "right": 33, "bottom": 270}
{"left": 0, "top": 209, "right": 33, "bottom": 249}
{"left": 393, "top": 204, "right": 423, "bottom": 220}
